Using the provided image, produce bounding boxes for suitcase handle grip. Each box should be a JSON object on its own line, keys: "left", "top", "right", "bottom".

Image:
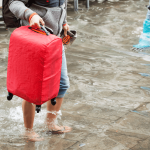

{"left": 40, "top": 25, "right": 50, "bottom": 36}
{"left": 28, "top": 25, "right": 53, "bottom": 36}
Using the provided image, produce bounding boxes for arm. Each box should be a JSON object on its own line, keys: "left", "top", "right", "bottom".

{"left": 9, "top": 0, "right": 34, "bottom": 22}
{"left": 9, "top": 0, "right": 44, "bottom": 28}
{"left": 63, "top": 0, "right": 69, "bottom": 36}
{"left": 63, "top": 0, "right": 67, "bottom": 26}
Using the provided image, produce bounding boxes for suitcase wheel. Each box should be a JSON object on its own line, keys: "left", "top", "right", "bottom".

{"left": 51, "top": 98, "right": 56, "bottom": 106}
{"left": 36, "top": 105, "right": 41, "bottom": 113}
{"left": 7, "top": 92, "right": 13, "bottom": 101}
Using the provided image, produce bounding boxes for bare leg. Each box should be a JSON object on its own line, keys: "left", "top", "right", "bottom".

{"left": 22, "top": 100, "right": 35, "bottom": 129}
{"left": 46, "top": 97, "right": 71, "bottom": 132}
{"left": 22, "top": 100, "right": 43, "bottom": 141}
{"left": 46, "top": 97, "right": 63, "bottom": 129}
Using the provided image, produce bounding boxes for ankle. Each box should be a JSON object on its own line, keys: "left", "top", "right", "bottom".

{"left": 25, "top": 128, "right": 34, "bottom": 133}
{"left": 45, "top": 118, "right": 56, "bottom": 127}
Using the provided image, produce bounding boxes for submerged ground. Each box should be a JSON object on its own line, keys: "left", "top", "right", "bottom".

{"left": 1, "top": 0, "right": 150, "bottom": 149}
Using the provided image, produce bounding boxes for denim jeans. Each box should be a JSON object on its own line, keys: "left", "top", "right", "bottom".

{"left": 146, "top": 10, "right": 150, "bottom": 20}
{"left": 57, "top": 46, "right": 70, "bottom": 98}
{"left": 146, "top": 0, "right": 150, "bottom": 20}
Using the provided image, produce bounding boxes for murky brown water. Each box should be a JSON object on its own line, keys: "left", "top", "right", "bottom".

{"left": 1, "top": 0, "right": 150, "bottom": 149}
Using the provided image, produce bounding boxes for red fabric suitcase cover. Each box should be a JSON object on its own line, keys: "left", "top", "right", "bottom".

{"left": 7, "top": 26, "right": 62, "bottom": 105}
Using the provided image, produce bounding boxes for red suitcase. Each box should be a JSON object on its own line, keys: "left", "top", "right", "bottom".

{"left": 7, "top": 26, "right": 62, "bottom": 112}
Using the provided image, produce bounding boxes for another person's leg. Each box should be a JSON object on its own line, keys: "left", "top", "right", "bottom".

{"left": 46, "top": 46, "right": 71, "bottom": 133}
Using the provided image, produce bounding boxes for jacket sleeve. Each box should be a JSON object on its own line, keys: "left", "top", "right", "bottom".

{"left": 63, "top": 0, "right": 67, "bottom": 25}
{"left": 9, "top": 0, "right": 35, "bottom": 21}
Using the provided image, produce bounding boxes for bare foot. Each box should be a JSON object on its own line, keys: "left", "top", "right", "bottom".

{"left": 23, "top": 129, "right": 44, "bottom": 142}
{"left": 47, "top": 125, "right": 72, "bottom": 134}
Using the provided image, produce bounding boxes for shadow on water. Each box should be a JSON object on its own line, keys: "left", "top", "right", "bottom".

{"left": 1, "top": 0, "right": 150, "bottom": 149}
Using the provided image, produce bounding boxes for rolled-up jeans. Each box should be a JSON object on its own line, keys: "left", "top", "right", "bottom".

{"left": 57, "top": 46, "right": 70, "bottom": 98}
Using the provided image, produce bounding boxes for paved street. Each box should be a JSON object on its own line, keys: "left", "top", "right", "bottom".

{"left": 0, "top": 0, "right": 150, "bottom": 149}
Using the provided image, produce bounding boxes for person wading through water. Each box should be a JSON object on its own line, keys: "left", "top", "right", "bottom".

{"left": 9, "top": 0, "right": 71, "bottom": 141}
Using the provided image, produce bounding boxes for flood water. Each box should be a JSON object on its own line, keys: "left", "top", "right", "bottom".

{"left": 1, "top": 0, "right": 150, "bottom": 149}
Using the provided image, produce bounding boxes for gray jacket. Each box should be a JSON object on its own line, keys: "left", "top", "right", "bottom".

{"left": 9, "top": 0, "right": 67, "bottom": 35}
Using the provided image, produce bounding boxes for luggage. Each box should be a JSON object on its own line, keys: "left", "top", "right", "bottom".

{"left": 7, "top": 26, "right": 62, "bottom": 112}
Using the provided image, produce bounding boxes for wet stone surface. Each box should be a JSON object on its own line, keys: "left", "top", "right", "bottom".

{"left": 1, "top": 0, "right": 150, "bottom": 149}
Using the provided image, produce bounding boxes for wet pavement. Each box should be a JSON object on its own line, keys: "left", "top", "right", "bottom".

{"left": 1, "top": 0, "right": 150, "bottom": 149}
